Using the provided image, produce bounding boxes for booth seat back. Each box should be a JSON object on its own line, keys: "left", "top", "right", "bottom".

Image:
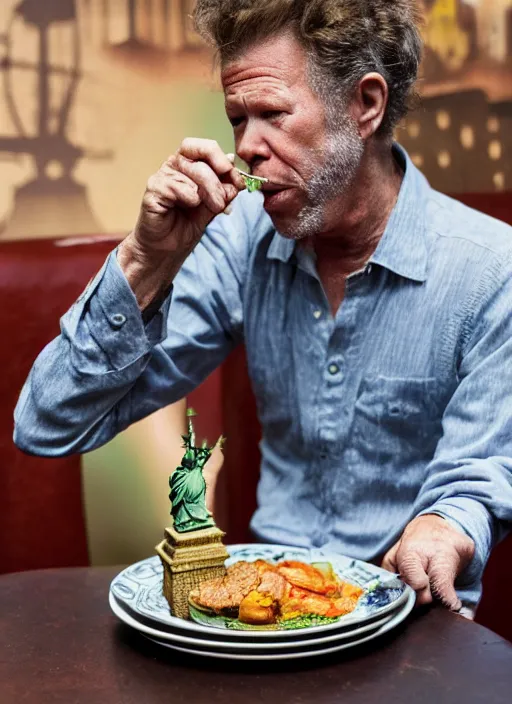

{"left": 0, "top": 236, "right": 226, "bottom": 573}
{"left": 0, "top": 237, "right": 115, "bottom": 573}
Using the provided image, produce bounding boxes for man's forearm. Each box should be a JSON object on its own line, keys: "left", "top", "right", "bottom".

{"left": 13, "top": 251, "right": 172, "bottom": 456}
{"left": 117, "top": 233, "right": 188, "bottom": 311}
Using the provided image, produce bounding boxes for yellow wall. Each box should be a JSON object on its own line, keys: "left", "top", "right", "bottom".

{"left": 0, "top": 0, "right": 232, "bottom": 239}
{"left": 0, "top": 0, "right": 510, "bottom": 243}
{"left": 82, "top": 402, "right": 188, "bottom": 566}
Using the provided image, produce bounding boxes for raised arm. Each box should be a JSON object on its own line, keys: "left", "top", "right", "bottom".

{"left": 13, "top": 140, "right": 250, "bottom": 457}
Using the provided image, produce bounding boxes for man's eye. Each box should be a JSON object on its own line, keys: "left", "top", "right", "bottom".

{"left": 262, "top": 110, "right": 284, "bottom": 120}
{"left": 229, "top": 117, "right": 245, "bottom": 127}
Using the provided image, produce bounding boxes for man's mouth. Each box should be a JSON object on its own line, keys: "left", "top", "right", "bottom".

{"left": 262, "top": 186, "right": 297, "bottom": 212}
{"left": 260, "top": 182, "right": 293, "bottom": 193}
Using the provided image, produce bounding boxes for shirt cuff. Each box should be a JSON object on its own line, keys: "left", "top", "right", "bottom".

{"left": 63, "top": 249, "right": 172, "bottom": 371}
{"left": 418, "top": 496, "right": 494, "bottom": 586}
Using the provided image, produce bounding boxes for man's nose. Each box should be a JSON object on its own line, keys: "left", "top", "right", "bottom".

{"left": 236, "top": 120, "right": 271, "bottom": 165}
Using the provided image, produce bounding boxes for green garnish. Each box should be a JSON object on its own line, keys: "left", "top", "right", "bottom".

{"left": 246, "top": 177, "right": 263, "bottom": 192}
{"left": 224, "top": 619, "right": 279, "bottom": 631}
{"left": 280, "top": 614, "right": 340, "bottom": 630}
{"left": 236, "top": 168, "right": 268, "bottom": 193}
{"left": 222, "top": 614, "right": 340, "bottom": 631}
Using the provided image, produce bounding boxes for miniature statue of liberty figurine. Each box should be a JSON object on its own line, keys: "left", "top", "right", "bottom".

{"left": 169, "top": 408, "right": 224, "bottom": 533}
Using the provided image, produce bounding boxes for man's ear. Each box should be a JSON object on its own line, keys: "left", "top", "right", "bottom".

{"left": 351, "top": 72, "right": 389, "bottom": 139}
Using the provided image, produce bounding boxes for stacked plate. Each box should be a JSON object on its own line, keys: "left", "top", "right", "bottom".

{"left": 109, "top": 544, "right": 415, "bottom": 661}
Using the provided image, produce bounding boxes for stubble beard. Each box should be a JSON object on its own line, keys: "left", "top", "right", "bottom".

{"left": 279, "top": 113, "right": 365, "bottom": 241}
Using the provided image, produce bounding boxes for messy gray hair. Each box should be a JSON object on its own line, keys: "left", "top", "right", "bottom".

{"left": 194, "top": 0, "right": 423, "bottom": 136}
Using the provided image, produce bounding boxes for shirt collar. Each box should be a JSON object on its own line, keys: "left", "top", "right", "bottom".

{"left": 266, "top": 144, "right": 430, "bottom": 283}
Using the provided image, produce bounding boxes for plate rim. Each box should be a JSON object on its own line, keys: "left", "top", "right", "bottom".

{"left": 139, "top": 589, "right": 416, "bottom": 661}
{"left": 109, "top": 591, "right": 398, "bottom": 651}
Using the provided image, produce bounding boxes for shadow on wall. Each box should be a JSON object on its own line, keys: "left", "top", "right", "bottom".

{"left": 0, "top": 0, "right": 220, "bottom": 240}
{"left": 1, "top": 0, "right": 511, "bottom": 243}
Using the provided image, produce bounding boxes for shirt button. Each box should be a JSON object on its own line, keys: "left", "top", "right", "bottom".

{"left": 366, "top": 264, "right": 373, "bottom": 275}
{"left": 111, "top": 313, "right": 127, "bottom": 329}
{"left": 328, "top": 363, "right": 340, "bottom": 375}
{"left": 313, "top": 310, "right": 322, "bottom": 320}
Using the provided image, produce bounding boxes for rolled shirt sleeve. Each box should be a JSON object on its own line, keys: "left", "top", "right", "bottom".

{"left": 413, "top": 250, "right": 512, "bottom": 602}
{"left": 13, "top": 191, "right": 262, "bottom": 457}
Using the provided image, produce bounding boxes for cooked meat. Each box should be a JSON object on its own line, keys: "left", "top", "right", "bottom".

{"left": 331, "top": 596, "right": 360, "bottom": 616}
{"left": 280, "top": 585, "right": 361, "bottom": 619}
{"left": 257, "top": 569, "right": 289, "bottom": 601}
{"left": 338, "top": 582, "right": 364, "bottom": 600}
{"left": 190, "top": 561, "right": 260, "bottom": 613}
{"left": 225, "top": 561, "right": 261, "bottom": 597}
{"left": 190, "top": 577, "right": 232, "bottom": 613}
{"left": 276, "top": 560, "right": 335, "bottom": 596}
{"left": 253, "top": 559, "right": 278, "bottom": 575}
{"left": 189, "top": 559, "right": 364, "bottom": 626}
{"left": 280, "top": 585, "right": 340, "bottom": 619}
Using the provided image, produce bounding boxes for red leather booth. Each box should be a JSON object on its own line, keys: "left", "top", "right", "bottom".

{"left": 1, "top": 192, "right": 511, "bottom": 641}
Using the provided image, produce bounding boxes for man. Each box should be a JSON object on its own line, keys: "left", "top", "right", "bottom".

{"left": 14, "top": 0, "right": 512, "bottom": 614}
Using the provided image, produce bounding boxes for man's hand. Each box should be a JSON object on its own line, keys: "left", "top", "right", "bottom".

{"left": 118, "top": 139, "right": 246, "bottom": 309}
{"left": 381, "top": 514, "right": 475, "bottom": 611}
{"left": 133, "top": 138, "right": 245, "bottom": 251}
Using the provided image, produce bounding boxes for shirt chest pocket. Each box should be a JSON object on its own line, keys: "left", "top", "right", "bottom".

{"left": 353, "top": 376, "right": 446, "bottom": 464}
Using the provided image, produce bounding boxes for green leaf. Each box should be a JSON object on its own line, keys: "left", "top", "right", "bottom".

{"left": 241, "top": 174, "right": 263, "bottom": 193}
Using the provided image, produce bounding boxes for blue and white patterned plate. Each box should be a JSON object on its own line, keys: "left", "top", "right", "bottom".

{"left": 110, "top": 544, "right": 413, "bottom": 640}
{"left": 139, "top": 589, "right": 416, "bottom": 660}
{"left": 109, "top": 591, "right": 397, "bottom": 651}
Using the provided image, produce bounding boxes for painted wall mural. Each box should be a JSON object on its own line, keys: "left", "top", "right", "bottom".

{"left": 0, "top": 0, "right": 510, "bottom": 240}
{"left": 0, "top": 0, "right": 228, "bottom": 239}
{"left": 398, "top": 0, "right": 511, "bottom": 193}
{"left": 1, "top": 1, "right": 511, "bottom": 240}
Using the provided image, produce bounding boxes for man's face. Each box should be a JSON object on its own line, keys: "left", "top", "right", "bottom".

{"left": 221, "top": 32, "right": 364, "bottom": 239}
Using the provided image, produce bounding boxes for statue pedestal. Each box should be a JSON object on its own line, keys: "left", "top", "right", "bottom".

{"left": 155, "top": 522, "right": 229, "bottom": 619}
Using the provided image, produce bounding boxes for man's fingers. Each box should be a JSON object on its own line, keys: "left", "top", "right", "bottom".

{"left": 176, "top": 156, "right": 228, "bottom": 214}
{"left": 383, "top": 543, "right": 433, "bottom": 605}
{"left": 428, "top": 554, "right": 462, "bottom": 612}
{"left": 178, "top": 140, "right": 246, "bottom": 191}
{"left": 222, "top": 183, "right": 239, "bottom": 203}
{"left": 382, "top": 516, "right": 474, "bottom": 614}
{"left": 178, "top": 138, "right": 233, "bottom": 176}
{"left": 396, "top": 550, "right": 433, "bottom": 605}
{"left": 145, "top": 170, "right": 201, "bottom": 212}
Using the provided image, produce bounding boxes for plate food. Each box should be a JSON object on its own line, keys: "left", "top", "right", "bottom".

{"left": 110, "top": 544, "right": 411, "bottom": 639}
{"left": 188, "top": 558, "right": 365, "bottom": 631}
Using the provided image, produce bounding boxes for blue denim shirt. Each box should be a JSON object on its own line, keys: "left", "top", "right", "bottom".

{"left": 14, "top": 146, "right": 512, "bottom": 607}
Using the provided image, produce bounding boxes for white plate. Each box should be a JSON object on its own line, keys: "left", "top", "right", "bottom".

{"left": 109, "top": 591, "right": 396, "bottom": 651}
{"left": 110, "top": 545, "right": 411, "bottom": 640}
{"left": 139, "top": 589, "right": 416, "bottom": 661}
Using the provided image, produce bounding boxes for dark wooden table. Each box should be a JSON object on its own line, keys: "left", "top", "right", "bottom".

{"left": 1, "top": 568, "right": 511, "bottom": 704}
